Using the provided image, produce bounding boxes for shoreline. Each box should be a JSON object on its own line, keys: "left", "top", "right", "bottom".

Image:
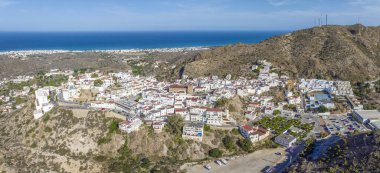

{"left": 0, "top": 46, "right": 211, "bottom": 55}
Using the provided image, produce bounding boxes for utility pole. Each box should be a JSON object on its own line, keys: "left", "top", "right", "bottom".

{"left": 326, "top": 14, "right": 328, "bottom": 26}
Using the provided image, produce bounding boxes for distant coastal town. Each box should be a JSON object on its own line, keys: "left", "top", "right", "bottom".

{"left": 0, "top": 47, "right": 209, "bottom": 57}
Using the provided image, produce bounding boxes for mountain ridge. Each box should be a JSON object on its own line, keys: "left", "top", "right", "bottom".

{"left": 179, "top": 24, "right": 380, "bottom": 81}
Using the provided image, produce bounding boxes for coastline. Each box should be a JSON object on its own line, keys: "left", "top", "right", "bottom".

{"left": 0, "top": 46, "right": 210, "bottom": 56}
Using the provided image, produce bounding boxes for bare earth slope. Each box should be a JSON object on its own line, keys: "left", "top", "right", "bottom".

{"left": 182, "top": 24, "right": 380, "bottom": 81}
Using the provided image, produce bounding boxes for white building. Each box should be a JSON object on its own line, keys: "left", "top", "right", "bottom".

{"left": 182, "top": 122, "right": 204, "bottom": 142}
{"left": 239, "top": 125, "right": 270, "bottom": 143}
{"left": 90, "top": 102, "right": 115, "bottom": 110}
{"left": 119, "top": 118, "right": 143, "bottom": 133}
{"left": 152, "top": 121, "right": 166, "bottom": 133}
{"left": 33, "top": 88, "right": 54, "bottom": 119}
{"left": 205, "top": 108, "right": 225, "bottom": 126}
{"left": 352, "top": 110, "right": 380, "bottom": 124}
{"left": 275, "top": 134, "right": 296, "bottom": 147}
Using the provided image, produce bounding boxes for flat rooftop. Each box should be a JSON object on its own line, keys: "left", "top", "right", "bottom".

{"left": 354, "top": 110, "right": 380, "bottom": 120}
{"left": 369, "top": 120, "right": 380, "bottom": 130}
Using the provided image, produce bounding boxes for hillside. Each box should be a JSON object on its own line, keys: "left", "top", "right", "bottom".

{"left": 286, "top": 132, "right": 380, "bottom": 173}
{"left": 1, "top": 25, "right": 379, "bottom": 82}
{"left": 177, "top": 24, "right": 380, "bottom": 81}
{"left": 0, "top": 100, "right": 126, "bottom": 172}
{"left": 0, "top": 99, "right": 271, "bottom": 172}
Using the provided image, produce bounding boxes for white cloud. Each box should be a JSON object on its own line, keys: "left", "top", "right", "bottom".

{"left": 267, "top": 0, "right": 289, "bottom": 6}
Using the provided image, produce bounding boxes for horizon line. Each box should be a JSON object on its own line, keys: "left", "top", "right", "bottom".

{"left": 0, "top": 29, "right": 293, "bottom": 32}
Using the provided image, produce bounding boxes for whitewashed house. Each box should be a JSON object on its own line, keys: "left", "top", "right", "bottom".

{"left": 119, "top": 118, "right": 143, "bottom": 133}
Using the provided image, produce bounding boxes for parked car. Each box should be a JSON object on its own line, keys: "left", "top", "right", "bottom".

{"left": 265, "top": 166, "right": 276, "bottom": 173}
{"left": 215, "top": 160, "right": 223, "bottom": 166}
{"left": 220, "top": 159, "right": 228, "bottom": 165}
{"left": 204, "top": 165, "right": 211, "bottom": 170}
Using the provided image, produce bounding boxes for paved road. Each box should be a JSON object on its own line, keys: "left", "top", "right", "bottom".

{"left": 274, "top": 142, "right": 305, "bottom": 173}
{"left": 183, "top": 148, "right": 286, "bottom": 173}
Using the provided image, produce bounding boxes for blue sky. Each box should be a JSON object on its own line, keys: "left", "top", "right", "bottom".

{"left": 0, "top": 0, "right": 379, "bottom": 31}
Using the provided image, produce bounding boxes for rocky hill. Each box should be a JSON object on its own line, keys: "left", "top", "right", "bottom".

{"left": 0, "top": 100, "right": 126, "bottom": 172}
{"left": 0, "top": 99, "right": 255, "bottom": 172}
{"left": 178, "top": 24, "right": 380, "bottom": 81}
{"left": 287, "top": 132, "right": 380, "bottom": 173}
{"left": 1, "top": 25, "right": 379, "bottom": 82}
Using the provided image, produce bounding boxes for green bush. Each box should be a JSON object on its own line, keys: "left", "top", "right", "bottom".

{"left": 140, "top": 158, "right": 151, "bottom": 169}
{"left": 97, "top": 137, "right": 111, "bottom": 145}
{"left": 94, "top": 155, "right": 108, "bottom": 162}
{"left": 14, "top": 97, "right": 26, "bottom": 105}
{"left": 223, "top": 136, "right": 236, "bottom": 151}
{"left": 165, "top": 115, "right": 184, "bottom": 136}
{"left": 94, "top": 79, "right": 103, "bottom": 87}
{"left": 273, "top": 110, "right": 281, "bottom": 115}
{"left": 36, "top": 74, "right": 68, "bottom": 87}
{"left": 208, "top": 148, "right": 223, "bottom": 158}
{"left": 91, "top": 73, "right": 99, "bottom": 78}
{"left": 108, "top": 120, "right": 119, "bottom": 133}
{"left": 204, "top": 124, "right": 211, "bottom": 131}
{"left": 215, "top": 98, "right": 227, "bottom": 107}
{"left": 44, "top": 126, "right": 52, "bottom": 133}
{"left": 318, "top": 105, "right": 328, "bottom": 113}
{"left": 238, "top": 138, "right": 253, "bottom": 152}
{"left": 43, "top": 114, "right": 50, "bottom": 123}
{"left": 231, "top": 128, "right": 240, "bottom": 136}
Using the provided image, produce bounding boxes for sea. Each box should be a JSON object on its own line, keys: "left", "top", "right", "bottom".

{"left": 0, "top": 31, "right": 288, "bottom": 52}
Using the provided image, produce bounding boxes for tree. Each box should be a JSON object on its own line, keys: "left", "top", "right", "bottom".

{"left": 238, "top": 138, "right": 253, "bottom": 152}
{"left": 94, "top": 79, "right": 103, "bottom": 87}
{"left": 14, "top": 97, "right": 26, "bottom": 105}
{"left": 140, "top": 158, "right": 151, "bottom": 169}
{"left": 231, "top": 128, "right": 240, "bottom": 135}
{"left": 273, "top": 110, "right": 281, "bottom": 115}
{"left": 208, "top": 148, "right": 223, "bottom": 158}
{"left": 215, "top": 98, "right": 227, "bottom": 107}
{"left": 204, "top": 124, "right": 211, "bottom": 131}
{"left": 108, "top": 119, "right": 119, "bottom": 133}
{"left": 223, "top": 136, "right": 236, "bottom": 151}
{"left": 91, "top": 73, "right": 99, "bottom": 78}
{"left": 284, "top": 104, "right": 296, "bottom": 111}
{"left": 318, "top": 105, "right": 328, "bottom": 113}
{"left": 165, "top": 115, "right": 184, "bottom": 136}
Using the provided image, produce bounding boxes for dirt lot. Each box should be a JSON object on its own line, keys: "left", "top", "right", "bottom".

{"left": 182, "top": 147, "right": 286, "bottom": 173}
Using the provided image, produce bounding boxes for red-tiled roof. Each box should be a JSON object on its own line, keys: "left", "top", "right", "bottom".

{"left": 206, "top": 108, "right": 224, "bottom": 112}
{"left": 169, "top": 84, "right": 187, "bottom": 89}
{"left": 120, "top": 120, "right": 131, "bottom": 125}
{"left": 241, "top": 124, "right": 254, "bottom": 131}
{"left": 175, "top": 108, "right": 187, "bottom": 112}
{"left": 248, "top": 102, "right": 261, "bottom": 106}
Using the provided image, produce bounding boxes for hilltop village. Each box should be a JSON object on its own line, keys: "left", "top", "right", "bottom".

{"left": 1, "top": 59, "right": 380, "bottom": 172}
